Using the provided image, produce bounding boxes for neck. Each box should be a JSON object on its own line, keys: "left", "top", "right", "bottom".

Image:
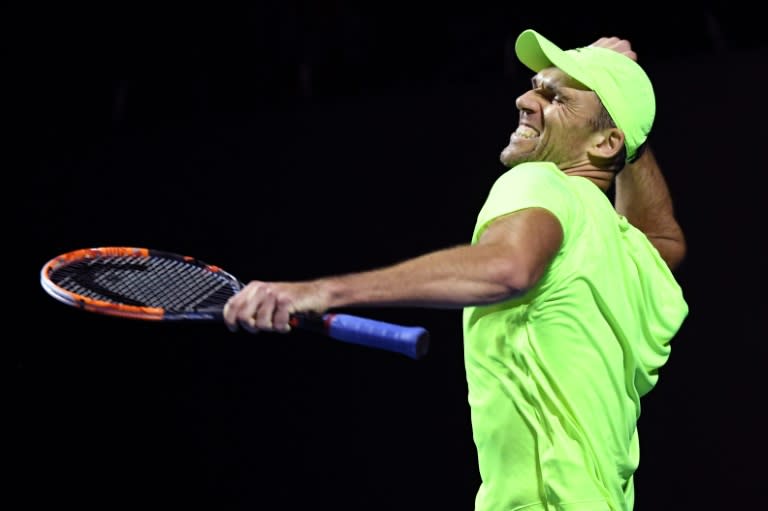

{"left": 561, "top": 164, "right": 614, "bottom": 192}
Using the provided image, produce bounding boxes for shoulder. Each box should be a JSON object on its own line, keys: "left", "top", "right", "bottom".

{"left": 473, "top": 162, "right": 576, "bottom": 243}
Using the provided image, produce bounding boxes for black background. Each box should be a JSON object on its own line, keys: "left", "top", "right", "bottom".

{"left": 12, "top": 3, "right": 768, "bottom": 510}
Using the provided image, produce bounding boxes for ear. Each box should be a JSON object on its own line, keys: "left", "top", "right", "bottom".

{"left": 587, "top": 128, "right": 624, "bottom": 160}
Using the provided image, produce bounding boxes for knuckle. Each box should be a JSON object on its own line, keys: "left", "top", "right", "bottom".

{"left": 242, "top": 319, "right": 260, "bottom": 334}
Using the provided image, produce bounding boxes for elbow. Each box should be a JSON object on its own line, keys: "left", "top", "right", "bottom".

{"left": 496, "top": 258, "right": 546, "bottom": 295}
{"left": 666, "top": 239, "right": 687, "bottom": 272}
{"left": 651, "top": 236, "right": 687, "bottom": 272}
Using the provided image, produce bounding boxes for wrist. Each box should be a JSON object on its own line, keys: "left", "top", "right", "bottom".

{"left": 316, "top": 275, "right": 350, "bottom": 310}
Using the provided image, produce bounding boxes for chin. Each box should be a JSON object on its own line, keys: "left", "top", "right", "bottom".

{"left": 499, "top": 147, "right": 516, "bottom": 167}
{"left": 500, "top": 149, "right": 531, "bottom": 168}
{"left": 501, "top": 141, "right": 537, "bottom": 167}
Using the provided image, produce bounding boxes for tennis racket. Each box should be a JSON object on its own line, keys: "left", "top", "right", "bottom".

{"left": 40, "top": 247, "right": 430, "bottom": 360}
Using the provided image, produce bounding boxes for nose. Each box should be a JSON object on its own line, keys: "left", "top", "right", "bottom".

{"left": 515, "top": 89, "right": 540, "bottom": 115}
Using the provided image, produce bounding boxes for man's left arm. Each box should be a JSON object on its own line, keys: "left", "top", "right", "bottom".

{"left": 615, "top": 147, "right": 687, "bottom": 270}
{"left": 590, "top": 36, "right": 687, "bottom": 271}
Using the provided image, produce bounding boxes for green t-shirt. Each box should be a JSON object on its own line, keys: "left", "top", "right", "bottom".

{"left": 462, "top": 162, "right": 688, "bottom": 511}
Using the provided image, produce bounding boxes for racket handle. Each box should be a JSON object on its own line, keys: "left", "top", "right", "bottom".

{"left": 292, "top": 313, "right": 430, "bottom": 360}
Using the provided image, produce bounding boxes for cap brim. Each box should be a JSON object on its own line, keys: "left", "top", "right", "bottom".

{"left": 515, "top": 29, "right": 589, "bottom": 88}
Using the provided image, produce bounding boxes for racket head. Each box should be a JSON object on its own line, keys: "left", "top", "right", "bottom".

{"left": 40, "top": 247, "right": 243, "bottom": 321}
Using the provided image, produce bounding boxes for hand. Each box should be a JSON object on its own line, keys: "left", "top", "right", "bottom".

{"left": 223, "top": 279, "right": 329, "bottom": 334}
{"left": 590, "top": 37, "right": 637, "bottom": 62}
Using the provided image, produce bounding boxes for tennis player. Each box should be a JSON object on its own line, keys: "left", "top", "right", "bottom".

{"left": 224, "top": 29, "right": 688, "bottom": 511}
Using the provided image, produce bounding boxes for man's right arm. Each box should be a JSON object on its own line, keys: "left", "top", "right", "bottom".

{"left": 614, "top": 147, "right": 687, "bottom": 270}
{"left": 223, "top": 207, "right": 564, "bottom": 333}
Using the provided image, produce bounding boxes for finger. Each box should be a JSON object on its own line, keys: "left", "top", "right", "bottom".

{"left": 273, "top": 297, "right": 293, "bottom": 333}
{"left": 223, "top": 301, "right": 238, "bottom": 332}
{"left": 237, "top": 283, "right": 269, "bottom": 334}
{"left": 253, "top": 286, "right": 277, "bottom": 331}
{"left": 223, "top": 286, "right": 252, "bottom": 332}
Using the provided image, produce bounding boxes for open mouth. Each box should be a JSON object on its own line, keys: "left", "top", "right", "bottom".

{"left": 513, "top": 125, "right": 539, "bottom": 139}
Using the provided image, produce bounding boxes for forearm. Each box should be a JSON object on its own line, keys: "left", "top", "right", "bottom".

{"left": 615, "top": 147, "right": 686, "bottom": 269}
{"left": 319, "top": 243, "right": 524, "bottom": 310}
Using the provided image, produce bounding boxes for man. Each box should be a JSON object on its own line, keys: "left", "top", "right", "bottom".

{"left": 224, "top": 29, "right": 688, "bottom": 511}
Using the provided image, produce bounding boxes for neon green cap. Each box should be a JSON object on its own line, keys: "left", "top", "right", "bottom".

{"left": 515, "top": 29, "right": 655, "bottom": 161}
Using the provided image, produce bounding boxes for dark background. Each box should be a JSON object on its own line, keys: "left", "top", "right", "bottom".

{"left": 12, "top": 3, "right": 767, "bottom": 510}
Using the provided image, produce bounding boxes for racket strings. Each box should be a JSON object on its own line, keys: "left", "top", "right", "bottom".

{"left": 50, "top": 255, "right": 238, "bottom": 311}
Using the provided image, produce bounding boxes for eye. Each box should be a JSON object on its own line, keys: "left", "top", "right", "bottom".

{"left": 535, "top": 86, "right": 563, "bottom": 104}
{"left": 551, "top": 89, "right": 568, "bottom": 104}
{"left": 534, "top": 87, "right": 552, "bottom": 100}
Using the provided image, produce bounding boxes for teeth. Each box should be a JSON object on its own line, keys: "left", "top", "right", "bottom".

{"left": 515, "top": 126, "right": 538, "bottom": 138}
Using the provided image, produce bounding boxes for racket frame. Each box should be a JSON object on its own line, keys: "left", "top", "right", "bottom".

{"left": 40, "top": 247, "right": 241, "bottom": 321}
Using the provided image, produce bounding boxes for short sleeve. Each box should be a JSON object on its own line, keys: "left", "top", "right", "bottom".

{"left": 471, "top": 162, "right": 574, "bottom": 243}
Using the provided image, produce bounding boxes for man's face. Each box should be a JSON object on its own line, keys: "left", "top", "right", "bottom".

{"left": 500, "top": 67, "right": 603, "bottom": 169}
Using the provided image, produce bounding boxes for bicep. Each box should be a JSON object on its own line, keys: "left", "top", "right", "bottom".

{"left": 478, "top": 207, "right": 564, "bottom": 289}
